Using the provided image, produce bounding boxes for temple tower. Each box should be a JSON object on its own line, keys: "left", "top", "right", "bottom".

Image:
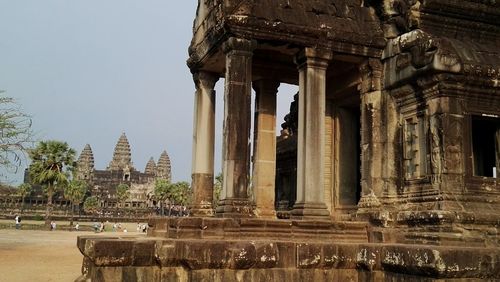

{"left": 144, "top": 157, "right": 156, "bottom": 175}
{"left": 156, "top": 151, "right": 171, "bottom": 181}
{"left": 107, "top": 133, "right": 134, "bottom": 171}
{"left": 76, "top": 144, "right": 95, "bottom": 180}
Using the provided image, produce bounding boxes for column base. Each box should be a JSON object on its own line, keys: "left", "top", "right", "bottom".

{"left": 190, "top": 201, "right": 214, "bottom": 217}
{"left": 291, "top": 202, "right": 330, "bottom": 219}
{"left": 191, "top": 173, "right": 214, "bottom": 217}
{"left": 215, "top": 198, "right": 254, "bottom": 218}
{"left": 253, "top": 207, "right": 276, "bottom": 219}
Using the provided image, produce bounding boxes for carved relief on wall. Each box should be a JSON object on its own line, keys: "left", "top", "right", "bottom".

{"left": 402, "top": 113, "right": 428, "bottom": 180}
{"left": 372, "top": 0, "right": 421, "bottom": 34}
{"left": 429, "top": 115, "right": 443, "bottom": 184}
{"left": 442, "top": 115, "right": 464, "bottom": 174}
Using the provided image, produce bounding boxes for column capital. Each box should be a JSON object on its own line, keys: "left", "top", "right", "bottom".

{"left": 294, "top": 47, "right": 333, "bottom": 70}
{"left": 222, "top": 37, "right": 257, "bottom": 55}
{"left": 193, "top": 71, "right": 219, "bottom": 90}
{"left": 359, "top": 58, "right": 383, "bottom": 93}
{"left": 252, "top": 79, "right": 280, "bottom": 95}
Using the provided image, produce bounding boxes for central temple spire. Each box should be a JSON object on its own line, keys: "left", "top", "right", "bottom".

{"left": 107, "top": 132, "right": 133, "bottom": 171}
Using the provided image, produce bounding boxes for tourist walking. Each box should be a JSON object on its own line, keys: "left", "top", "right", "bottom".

{"left": 14, "top": 214, "right": 20, "bottom": 229}
{"left": 75, "top": 222, "right": 80, "bottom": 231}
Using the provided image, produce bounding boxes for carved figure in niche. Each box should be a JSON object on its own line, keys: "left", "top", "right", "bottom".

{"left": 429, "top": 116, "right": 442, "bottom": 183}
{"left": 443, "top": 116, "right": 463, "bottom": 174}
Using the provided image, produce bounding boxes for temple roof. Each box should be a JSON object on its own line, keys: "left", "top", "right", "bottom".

{"left": 77, "top": 144, "right": 95, "bottom": 170}
{"left": 144, "top": 157, "right": 156, "bottom": 175}
{"left": 156, "top": 151, "right": 171, "bottom": 181}
{"left": 108, "top": 133, "right": 133, "bottom": 171}
{"left": 188, "top": 0, "right": 386, "bottom": 72}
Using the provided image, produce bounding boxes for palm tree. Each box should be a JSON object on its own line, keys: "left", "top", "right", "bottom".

{"left": 29, "top": 140, "right": 76, "bottom": 227}
{"left": 64, "top": 179, "right": 88, "bottom": 227}
{"left": 17, "top": 183, "right": 32, "bottom": 214}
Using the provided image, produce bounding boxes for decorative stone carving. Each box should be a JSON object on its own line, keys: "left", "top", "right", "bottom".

{"left": 382, "top": 0, "right": 422, "bottom": 34}
{"left": 429, "top": 115, "right": 442, "bottom": 184}
{"left": 442, "top": 116, "right": 464, "bottom": 174}
{"left": 359, "top": 58, "right": 383, "bottom": 94}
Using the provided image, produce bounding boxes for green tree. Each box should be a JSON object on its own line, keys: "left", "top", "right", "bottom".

{"left": 83, "top": 196, "right": 99, "bottom": 214}
{"left": 154, "top": 178, "right": 170, "bottom": 215}
{"left": 17, "top": 183, "right": 32, "bottom": 214}
{"left": 0, "top": 94, "right": 33, "bottom": 178}
{"left": 28, "top": 140, "right": 76, "bottom": 227}
{"left": 170, "top": 181, "right": 192, "bottom": 207}
{"left": 116, "top": 183, "right": 130, "bottom": 214}
{"left": 64, "top": 179, "right": 88, "bottom": 227}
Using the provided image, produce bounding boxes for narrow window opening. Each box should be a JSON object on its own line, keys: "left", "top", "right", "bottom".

{"left": 472, "top": 116, "right": 500, "bottom": 178}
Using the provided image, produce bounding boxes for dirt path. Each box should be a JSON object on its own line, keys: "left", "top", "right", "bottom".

{"left": 0, "top": 229, "right": 145, "bottom": 282}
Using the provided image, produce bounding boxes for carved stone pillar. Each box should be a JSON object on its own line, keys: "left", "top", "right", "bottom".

{"left": 216, "top": 37, "right": 256, "bottom": 217}
{"left": 292, "top": 48, "right": 332, "bottom": 219}
{"left": 191, "top": 71, "right": 219, "bottom": 217}
{"left": 357, "top": 58, "right": 384, "bottom": 210}
{"left": 252, "top": 79, "right": 280, "bottom": 218}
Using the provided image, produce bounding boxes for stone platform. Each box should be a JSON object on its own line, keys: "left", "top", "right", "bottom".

{"left": 76, "top": 217, "right": 500, "bottom": 281}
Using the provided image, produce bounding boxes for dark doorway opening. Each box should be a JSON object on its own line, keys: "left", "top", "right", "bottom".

{"left": 472, "top": 116, "right": 500, "bottom": 178}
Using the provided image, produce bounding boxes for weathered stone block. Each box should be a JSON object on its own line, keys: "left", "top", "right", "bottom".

{"left": 297, "top": 243, "right": 322, "bottom": 269}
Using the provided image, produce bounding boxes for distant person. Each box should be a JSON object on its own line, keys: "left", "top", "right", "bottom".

{"left": 75, "top": 222, "right": 80, "bottom": 231}
{"left": 112, "top": 223, "right": 117, "bottom": 232}
{"left": 50, "top": 221, "right": 56, "bottom": 231}
{"left": 14, "top": 214, "right": 20, "bottom": 229}
{"left": 142, "top": 224, "right": 147, "bottom": 233}
{"left": 123, "top": 228, "right": 128, "bottom": 233}
{"left": 136, "top": 223, "right": 141, "bottom": 232}
{"left": 100, "top": 221, "right": 105, "bottom": 232}
{"left": 93, "top": 222, "right": 99, "bottom": 233}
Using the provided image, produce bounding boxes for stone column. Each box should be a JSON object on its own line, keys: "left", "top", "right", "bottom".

{"left": 252, "top": 79, "right": 280, "bottom": 218}
{"left": 292, "top": 48, "right": 332, "bottom": 219}
{"left": 357, "top": 59, "right": 384, "bottom": 211}
{"left": 216, "top": 37, "right": 256, "bottom": 217}
{"left": 191, "top": 71, "right": 219, "bottom": 216}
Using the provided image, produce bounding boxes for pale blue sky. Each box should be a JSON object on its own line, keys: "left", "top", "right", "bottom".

{"left": 0, "top": 1, "right": 296, "bottom": 185}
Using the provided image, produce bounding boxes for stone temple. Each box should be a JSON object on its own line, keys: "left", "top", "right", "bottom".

{"left": 77, "top": 0, "right": 500, "bottom": 281}
{"left": 76, "top": 133, "right": 172, "bottom": 211}
{"left": 12, "top": 133, "right": 172, "bottom": 214}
